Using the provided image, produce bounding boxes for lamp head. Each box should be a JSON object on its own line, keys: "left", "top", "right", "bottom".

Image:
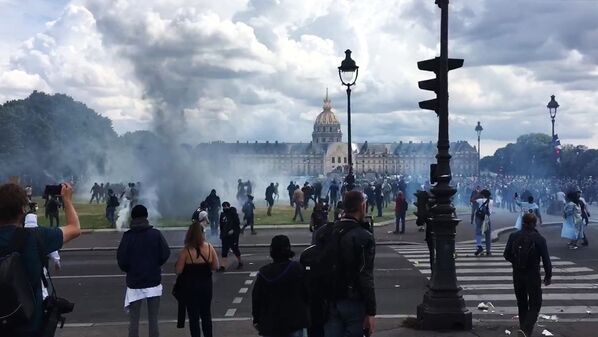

{"left": 338, "top": 49, "right": 359, "bottom": 86}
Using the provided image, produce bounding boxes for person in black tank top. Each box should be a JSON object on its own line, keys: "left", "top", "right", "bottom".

{"left": 175, "top": 222, "right": 219, "bottom": 337}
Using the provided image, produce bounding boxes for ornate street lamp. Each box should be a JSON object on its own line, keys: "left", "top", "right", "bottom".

{"left": 475, "top": 121, "right": 483, "bottom": 176}
{"left": 547, "top": 95, "right": 559, "bottom": 140}
{"left": 338, "top": 49, "right": 359, "bottom": 191}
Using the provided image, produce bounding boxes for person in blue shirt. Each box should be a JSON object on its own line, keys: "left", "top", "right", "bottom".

{"left": 0, "top": 183, "right": 81, "bottom": 337}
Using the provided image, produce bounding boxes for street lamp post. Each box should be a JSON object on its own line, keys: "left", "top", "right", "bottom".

{"left": 338, "top": 49, "right": 359, "bottom": 191}
{"left": 547, "top": 95, "right": 559, "bottom": 140}
{"left": 475, "top": 121, "right": 483, "bottom": 177}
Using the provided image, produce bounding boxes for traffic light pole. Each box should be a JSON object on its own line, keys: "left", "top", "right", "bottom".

{"left": 416, "top": 0, "right": 472, "bottom": 330}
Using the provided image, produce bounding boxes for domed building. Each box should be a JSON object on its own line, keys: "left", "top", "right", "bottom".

{"left": 197, "top": 90, "right": 478, "bottom": 177}
{"left": 312, "top": 89, "right": 342, "bottom": 144}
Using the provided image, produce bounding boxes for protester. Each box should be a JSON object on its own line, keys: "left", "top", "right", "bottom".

{"left": 292, "top": 186, "right": 305, "bottom": 222}
{"left": 514, "top": 196, "right": 542, "bottom": 230}
{"left": 191, "top": 201, "right": 209, "bottom": 232}
{"left": 204, "top": 190, "right": 221, "bottom": 238}
{"left": 0, "top": 183, "right": 81, "bottom": 337}
{"left": 469, "top": 185, "right": 480, "bottom": 224}
{"left": 242, "top": 195, "right": 257, "bottom": 235}
{"left": 24, "top": 213, "right": 61, "bottom": 272}
{"left": 302, "top": 183, "right": 312, "bottom": 209}
{"left": 219, "top": 202, "right": 243, "bottom": 271}
{"left": 106, "top": 189, "right": 120, "bottom": 228}
{"left": 561, "top": 191, "right": 583, "bottom": 249}
{"left": 328, "top": 180, "right": 339, "bottom": 209}
{"left": 473, "top": 189, "right": 492, "bottom": 256}
{"left": 25, "top": 184, "right": 33, "bottom": 201}
{"left": 504, "top": 213, "right": 552, "bottom": 337}
{"left": 287, "top": 181, "right": 296, "bottom": 207}
{"left": 174, "top": 222, "right": 219, "bottom": 337}
{"left": 117, "top": 205, "right": 171, "bottom": 337}
{"left": 252, "top": 235, "right": 309, "bottom": 337}
{"left": 394, "top": 191, "right": 408, "bottom": 234}
{"left": 325, "top": 191, "right": 376, "bottom": 337}
{"left": 265, "top": 183, "right": 276, "bottom": 216}
{"left": 45, "top": 195, "right": 61, "bottom": 228}
{"left": 309, "top": 202, "right": 328, "bottom": 234}
{"left": 578, "top": 190, "right": 590, "bottom": 246}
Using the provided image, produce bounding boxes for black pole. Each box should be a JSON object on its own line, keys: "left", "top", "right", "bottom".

{"left": 417, "top": 0, "right": 472, "bottom": 330}
{"left": 477, "top": 134, "right": 481, "bottom": 177}
{"left": 551, "top": 117, "right": 555, "bottom": 140}
{"left": 345, "top": 86, "right": 355, "bottom": 191}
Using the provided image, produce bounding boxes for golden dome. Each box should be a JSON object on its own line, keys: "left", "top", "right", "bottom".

{"left": 314, "top": 89, "right": 340, "bottom": 125}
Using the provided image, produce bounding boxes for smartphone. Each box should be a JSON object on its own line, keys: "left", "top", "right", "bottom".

{"left": 44, "top": 185, "right": 62, "bottom": 197}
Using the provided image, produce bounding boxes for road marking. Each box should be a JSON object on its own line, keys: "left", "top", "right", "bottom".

{"left": 239, "top": 287, "right": 249, "bottom": 294}
{"left": 472, "top": 306, "right": 598, "bottom": 315}
{"left": 249, "top": 272, "right": 258, "bottom": 277}
{"left": 414, "top": 261, "right": 574, "bottom": 267}
{"left": 52, "top": 271, "right": 258, "bottom": 279}
{"left": 465, "top": 293, "right": 598, "bottom": 301}
{"left": 232, "top": 297, "right": 243, "bottom": 304}
{"left": 461, "top": 283, "right": 598, "bottom": 290}
{"left": 419, "top": 267, "right": 593, "bottom": 274}
{"left": 454, "top": 274, "right": 598, "bottom": 281}
{"left": 224, "top": 309, "right": 237, "bottom": 317}
{"left": 403, "top": 255, "right": 560, "bottom": 260}
{"left": 244, "top": 279, "right": 253, "bottom": 285}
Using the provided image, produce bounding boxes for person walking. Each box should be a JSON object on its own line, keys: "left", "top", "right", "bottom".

{"left": 292, "top": 186, "right": 304, "bottom": 222}
{"left": 561, "top": 191, "right": 583, "bottom": 250}
{"left": 473, "top": 189, "right": 492, "bottom": 256}
{"left": 309, "top": 202, "right": 328, "bottom": 234}
{"left": 106, "top": 189, "right": 120, "bottom": 228}
{"left": 218, "top": 202, "right": 243, "bottom": 271}
{"left": 191, "top": 201, "right": 210, "bottom": 232}
{"left": 469, "top": 185, "right": 480, "bottom": 225}
{"left": 242, "top": 195, "right": 257, "bottom": 235}
{"left": 287, "top": 181, "right": 296, "bottom": 207}
{"left": 204, "top": 190, "right": 221, "bottom": 239}
{"left": 504, "top": 213, "right": 552, "bottom": 337}
{"left": 252, "top": 235, "right": 309, "bottom": 337}
{"left": 174, "top": 222, "right": 219, "bottom": 337}
{"left": 324, "top": 191, "right": 376, "bottom": 337}
{"left": 302, "top": 183, "right": 312, "bottom": 210}
{"left": 374, "top": 183, "right": 384, "bottom": 217}
{"left": 515, "top": 196, "right": 542, "bottom": 230}
{"left": 117, "top": 205, "right": 171, "bottom": 337}
{"left": 265, "top": 183, "right": 276, "bottom": 216}
{"left": 578, "top": 190, "right": 591, "bottom": 246}
{"left": 394, "top": 191, "right": 408, "bottom": 234}
{"left": 328, "top": 180, "right": 339, "bottom": 210}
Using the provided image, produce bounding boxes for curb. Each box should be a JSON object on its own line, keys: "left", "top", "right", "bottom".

{"left": 60, "top": 240, "right": 422, "bottom": 253}
{"left": 457, "top": 221, "right": 564, "bottom": 245}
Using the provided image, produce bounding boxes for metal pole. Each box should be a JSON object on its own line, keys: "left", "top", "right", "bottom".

{"left": 346, "top": 86, "right": 355, "bottom": 191}
{"left": 551, "top": 117, "right": 555, "bottom": 140}
{"left": 477, "top": 134, "right": 481, "bottom": 177}
{"left": 417, "top": 0, "right": 471, "bottom": 330}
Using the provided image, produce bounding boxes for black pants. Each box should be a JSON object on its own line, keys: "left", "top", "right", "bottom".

{"left": 186, "top": 282, "right": 213, "bottom": 337}
{"left": 513, "top": 271, "right": 542, "bottom": 336}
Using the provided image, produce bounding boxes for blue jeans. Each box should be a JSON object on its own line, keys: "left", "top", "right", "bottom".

{"left": 264, "top": 329, "right": 303, "bottom": 337}
{"left": 395, "top": 212, "right": 406, "bottom": 233}
{"left": 475, "top": 219, "right": 491, "bottom": 253}
{"left": 324, "top": 300, "right": 365, "bottom": 337}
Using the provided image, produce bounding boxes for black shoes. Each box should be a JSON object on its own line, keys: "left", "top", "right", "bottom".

{"left": 217, "top": 266, "right": 226, "bottom": 273}
{"left": 474, "top": 246, "right": 483, "bottom": 256}
{"left": 582, "top": 238, "right": 589, "bottom": 246}
{"left": 237, "top": 262, "right": 244, "bottom": 270}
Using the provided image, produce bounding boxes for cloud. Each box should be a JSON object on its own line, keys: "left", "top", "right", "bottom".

{"left": 0, "top": 0, "right": 596, "bottom": 157}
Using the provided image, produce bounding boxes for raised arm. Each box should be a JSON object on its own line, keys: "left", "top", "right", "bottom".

{"left": 60, "top": 183, "right": 81, "bottom": 244}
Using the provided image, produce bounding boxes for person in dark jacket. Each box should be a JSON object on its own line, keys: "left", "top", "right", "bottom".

{"left": 204, "top": 190, "right": 221, "bottom": 238}
{"left": 219, "top": 202, "right": 243, "bottom": 271}
{"left": 252, "top": 235, "right": 309, "bottom": 337}
{"left": 504, "top": 213, "right": 552, "bottom": 337}
{"left": 106, "top": 189, "right": 119, "bottom": 228}
{"left": 117, "top": 205, "right": 171, "bottom": 337}
{"left": 266, "top": 183, "right": 276, "bottom": 216}
{"left": 325, "top": 191, "right": 376, "bottom": 337}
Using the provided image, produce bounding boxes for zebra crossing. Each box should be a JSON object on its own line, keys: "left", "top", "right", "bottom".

{"left": 392, "top": 243, "right": 598, "bottom": 319}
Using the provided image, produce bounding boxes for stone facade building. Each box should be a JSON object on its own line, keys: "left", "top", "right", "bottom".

{"left": 197, "top": 92, "right": 478, "bottom": 177}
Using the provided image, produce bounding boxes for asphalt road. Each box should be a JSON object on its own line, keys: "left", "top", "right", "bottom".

{"left": 51, "top": 208, "right": 598, "bottom": 327}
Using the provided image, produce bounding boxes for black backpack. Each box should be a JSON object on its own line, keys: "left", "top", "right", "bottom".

{"left": 311, "top": 210, "right": 328, "bottom": 232}
{"left": 108, "top": 195, "right": 120, "bottom": 208}
{"left": 300, "top": 221, "right": 360, "bottom": 302}
{"left": 511, "top": 233, "right": 536, "bottom": 270}
{"left": 0, "top": 228, "right": 36, "bottom": 330}
{"left": 475, "top": 199, "right": 490, "bottom": 220}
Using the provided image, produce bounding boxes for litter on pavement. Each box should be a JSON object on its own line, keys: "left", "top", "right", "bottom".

{"left": 477, "top": 302, "right": 489, "bottom": 310}
{"left": 541, "top": 329, "right": 554, "bottom": 336}
{"left": 504, "top": 330, "right": 511, "bottom": 335}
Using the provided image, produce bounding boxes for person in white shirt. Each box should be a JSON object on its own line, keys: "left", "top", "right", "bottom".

{"left": 515, "top": 196, "right": 543, "bottom": 230}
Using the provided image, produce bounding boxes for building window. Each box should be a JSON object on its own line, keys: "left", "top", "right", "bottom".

{"left": 338, "top": 157, "right": 341, "bottom": 163}
{"left": 344, "top": 157, "right": 347, "bottom": 164}
{"left": 332, "top": 157, "right": 335, "bottom": 164}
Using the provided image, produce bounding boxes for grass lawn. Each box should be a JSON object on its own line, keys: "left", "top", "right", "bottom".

{"left": 31, "top": 198, "right": 404, "bottom": 230}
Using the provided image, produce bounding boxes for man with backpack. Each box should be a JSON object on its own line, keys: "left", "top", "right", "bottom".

{"left": 473, "top": 189, "right": 492, "bottom": 256}
{"left": 204, "top": 189, "right": 221, "bottom": 238}
{"left": 302, "top": 191, "right": 376, "bottom": 337}
{"left": 242, "top": 195, "right": 256, "bottom": 235}
{"left": 504, "top": 213, "right": 552, "bottom": 337}
{"left": 219, "top": 202, "right": 243, "bottom": 271}
{"left": 0, "top": 183, "right": 81, "bottom": 337}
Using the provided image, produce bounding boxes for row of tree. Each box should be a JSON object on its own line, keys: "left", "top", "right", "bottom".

{"left": 480, "top": 133, "right": 596, "bottom": 177}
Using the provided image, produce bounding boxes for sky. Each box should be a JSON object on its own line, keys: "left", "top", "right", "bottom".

{"left": 0, "top": 0, "right": 597, "bottom": 157}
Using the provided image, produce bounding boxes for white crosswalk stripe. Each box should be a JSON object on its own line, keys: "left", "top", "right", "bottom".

{"left": 391, "top": 244, "right": 598, "bottom": 319}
